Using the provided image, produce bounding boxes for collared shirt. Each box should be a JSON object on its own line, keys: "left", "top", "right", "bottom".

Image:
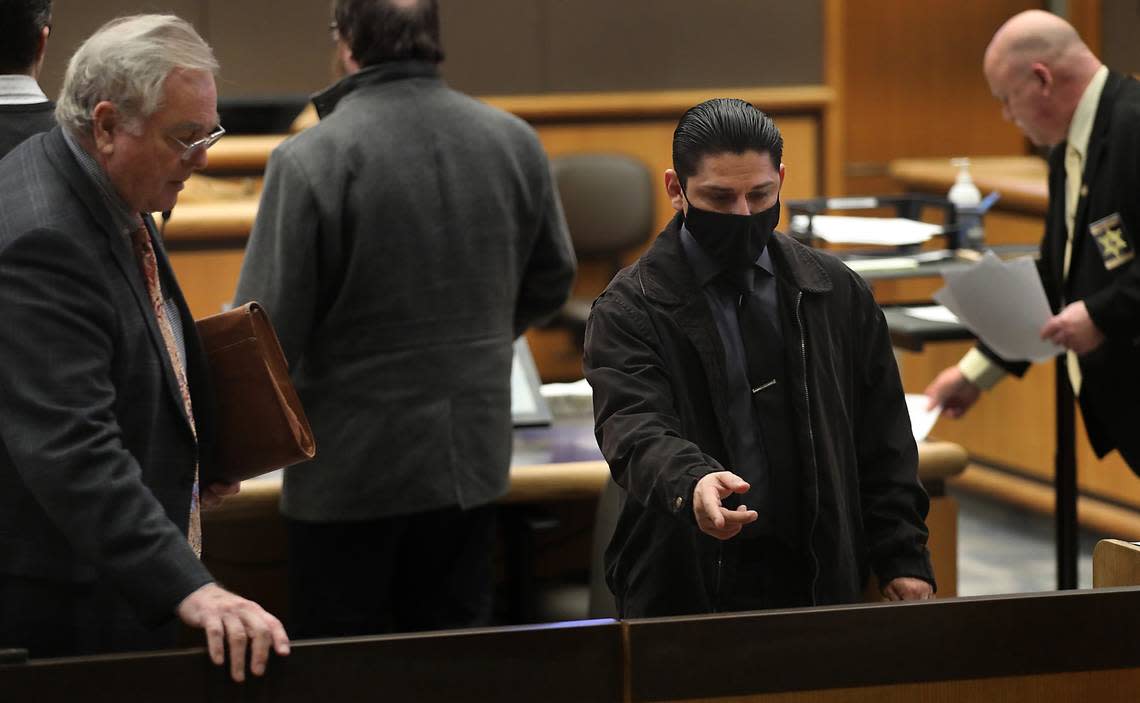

{"left": 1066, "top": 65, "right": 1109, "bottom": 177}
{"left": 958, "top": 65, "right": 1109, "bottom": 391}
{"left": 0, "top": 74, "right": 48, "bottom": 105}
{"left": 680, "top": 223, "right": 781, "bottom": 480}
{"left": 61, "top": 129, "right": 187, "bottom": 371}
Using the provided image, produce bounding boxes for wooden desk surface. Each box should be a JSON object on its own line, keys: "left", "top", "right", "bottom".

{"left": 207, "top": 439, "right": 967, "bottom": 521}
{"left": 889, "top": 156, "right": 1048, "bottom": 215}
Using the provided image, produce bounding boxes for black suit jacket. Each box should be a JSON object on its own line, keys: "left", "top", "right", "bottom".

{"left": 981, "top": 71, "right": 1140, "bottom": 470}
{"left": 0, "top": 127, "right": 214, "bottom": 628}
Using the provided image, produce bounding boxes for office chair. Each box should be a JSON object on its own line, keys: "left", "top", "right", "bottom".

{"left": 551, "top": 153, "right": 654, "bottom": 348}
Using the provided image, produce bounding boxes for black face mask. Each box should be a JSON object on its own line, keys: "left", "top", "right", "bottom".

{"left": 682, "top": 191, "right": 781, "bottom": 273}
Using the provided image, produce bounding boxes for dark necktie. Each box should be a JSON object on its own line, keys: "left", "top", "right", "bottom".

{"left": 721, "top": 267, "right": 801, "bottom": 546}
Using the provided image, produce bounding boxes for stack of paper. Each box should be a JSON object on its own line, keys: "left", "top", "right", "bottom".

{"left": 933, "top": 252, "right": 1062, "bottom": 362}
{"left": 791, "top": 214, "right": 943, "bottom": 246}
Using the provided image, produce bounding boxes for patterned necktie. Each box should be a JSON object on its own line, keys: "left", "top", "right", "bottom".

{"left": 1062, "top": 143, "right": 1083, "bottom": 395}
{"left": 130, "top": 220, "right": 202, "bottom": 558}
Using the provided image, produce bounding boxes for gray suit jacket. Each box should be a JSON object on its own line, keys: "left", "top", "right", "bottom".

{"left": 0, "top": 128, "right": 213, "bottom": 626}
{"left": 235, "top": 61, "right": 575, "bottom": 521}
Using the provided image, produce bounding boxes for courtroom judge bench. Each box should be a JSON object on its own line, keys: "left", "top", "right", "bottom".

{"left": 6, "top": 586, "right": 1140, "bottom": 702}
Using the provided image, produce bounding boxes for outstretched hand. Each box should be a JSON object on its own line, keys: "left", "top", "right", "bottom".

{"left": 692, "top": 471, "right": 758, "bottom": 540}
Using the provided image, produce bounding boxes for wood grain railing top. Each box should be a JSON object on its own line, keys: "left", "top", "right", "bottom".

{"left": 205, "top": 85, "right": 835, "bottom": 173}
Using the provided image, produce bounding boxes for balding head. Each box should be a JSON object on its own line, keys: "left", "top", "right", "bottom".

{"left": 983, "top": 10, "right": 1102, "bottom": 146}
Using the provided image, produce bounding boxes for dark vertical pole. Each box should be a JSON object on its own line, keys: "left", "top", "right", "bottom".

{"left": 1056, "top": 358, "right": 1078, "bottom": 590}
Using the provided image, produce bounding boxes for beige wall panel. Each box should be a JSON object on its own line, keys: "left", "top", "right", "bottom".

{"left": 44, "top": 1, "right": 825, "bottom": 100}
{"left": 438, "top": 0, "right": 545, "bottom": 95}
{"left": 41, "top": 1, "right": 205, "bottom": 98}
{"left": 543, "top": 0, "right": 822, "bottom": 92}
{"left": 206, "top": 0, "right": 332, "bottom": 98}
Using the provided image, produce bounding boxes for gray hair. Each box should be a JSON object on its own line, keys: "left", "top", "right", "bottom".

{"left": 56, "top": 14, "right": 218, "bottom": 136}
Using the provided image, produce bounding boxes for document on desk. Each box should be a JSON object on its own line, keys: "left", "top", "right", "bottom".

{"left": 791, "top": 214, "right": 943, "bottom": 246}
{"left": 932, "top": 252, "right": 1062, "bottom": 362}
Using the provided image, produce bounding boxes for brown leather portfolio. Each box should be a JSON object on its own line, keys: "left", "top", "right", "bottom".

{"left": 196, "top": 302, "right": 316, "bottom": 483}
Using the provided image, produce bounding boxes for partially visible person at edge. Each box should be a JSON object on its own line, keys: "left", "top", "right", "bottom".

{"left": 0, "top": 0, "right": 55, "bottom": 157}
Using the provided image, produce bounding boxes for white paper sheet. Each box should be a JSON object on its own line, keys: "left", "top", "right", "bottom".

{"left": 791, "top": 214, "right": 943, "bottom": 246}
{"left": 843, "top": 257, "right": 921, "bottom": 273}
{"left": 905, "top": 393, "right": 942, "bottom": 443}
{"left": 932, "top": 252, "right": 1062, "bottom": 362}
{"left": 902, "top": 305, "right": 960, "bottom": 325}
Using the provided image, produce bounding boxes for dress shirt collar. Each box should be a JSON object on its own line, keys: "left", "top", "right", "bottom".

{"left": 61, "top": 127, "right": 140, "bottom": 236}
{"left": 679, "top": 221, "right": 774, "bottom": 290}
{"left": 0, "top": 74, "right": 48, "bottom": 105}
{"left": 1066, "top": 64, "right": 1108, "bottom": 159}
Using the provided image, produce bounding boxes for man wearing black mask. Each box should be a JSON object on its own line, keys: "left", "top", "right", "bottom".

{"left": 584, "top": 98, "right": 935, "bottom": 617}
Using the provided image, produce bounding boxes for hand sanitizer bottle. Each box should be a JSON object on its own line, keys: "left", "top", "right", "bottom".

{"left": 947, "top": 158, "right": 983, "bottom": 250}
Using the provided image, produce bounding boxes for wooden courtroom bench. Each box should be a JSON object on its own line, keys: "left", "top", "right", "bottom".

{"left": 622, "top": 587, "right": 1140, "bottom": 702}
{"left": 0, "top": 619, "right": 623, "bottom": 702}
{"left": 7, "top": 588, "right": 1140, "bottom": 702}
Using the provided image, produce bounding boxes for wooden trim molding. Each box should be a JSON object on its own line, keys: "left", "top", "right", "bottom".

{"left": 482, "top": 85, "right": 835, "bottom": 123}
{"left": 209, "top": 85, "right": 836, "bottom": 174}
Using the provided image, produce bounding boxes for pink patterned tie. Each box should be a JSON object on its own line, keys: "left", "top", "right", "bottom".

{"left": 131, "top": 221, "right": 201, "bottom": 558}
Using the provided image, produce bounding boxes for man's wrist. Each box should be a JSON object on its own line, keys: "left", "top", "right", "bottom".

{"left": 958, "top": 348, "right": 1006, "bottom": 390}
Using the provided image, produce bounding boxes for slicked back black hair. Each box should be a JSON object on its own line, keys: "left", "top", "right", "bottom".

{"left": 672, "top": 98, "right": 783, "bottom": 187}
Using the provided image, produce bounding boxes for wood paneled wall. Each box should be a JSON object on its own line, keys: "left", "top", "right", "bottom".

{"left": 837, "top": 1, "right": 1042, "bottom": 196}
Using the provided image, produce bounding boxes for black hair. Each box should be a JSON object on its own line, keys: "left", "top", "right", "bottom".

{"left": 672, "top": 98, "right": 783, "bottom": 187}
{"left": 0, "top": 0, "right": 51, "bottom": 74}
{"left": 333, "top": 0, "right": 444, "bottom": 67}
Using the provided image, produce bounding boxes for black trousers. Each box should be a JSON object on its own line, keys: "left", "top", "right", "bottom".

{"left": 718, "top": 536, "right": 812, "bottom": 612}
{"left": 0, "top": 575, "right": 177, "bottom": 658}
{"left": 286, "top": 504, "right": 497, "bottom": 638}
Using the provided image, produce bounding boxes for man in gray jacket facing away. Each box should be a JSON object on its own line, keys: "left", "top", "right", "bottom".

{"left": 234, "top": 0, "right": 575, "bottom": 637}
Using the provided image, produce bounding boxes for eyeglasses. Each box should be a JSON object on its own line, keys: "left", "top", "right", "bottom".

{"left": 170, "top": 125, "right": 226, "bottom": 162}
{"left": 328, "top": 21, "right": 340, "bottom": 44}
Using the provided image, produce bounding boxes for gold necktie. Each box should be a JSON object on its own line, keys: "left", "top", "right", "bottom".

{"left": 130, "top": 221, "right": 202, "bottom": 558}
{"left": 1062, "top": 144, "right": 1082, "bottom": 395}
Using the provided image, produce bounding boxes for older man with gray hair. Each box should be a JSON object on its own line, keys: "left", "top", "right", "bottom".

{"left": 0, "top": 14, "right": 288, "bottom": 681}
